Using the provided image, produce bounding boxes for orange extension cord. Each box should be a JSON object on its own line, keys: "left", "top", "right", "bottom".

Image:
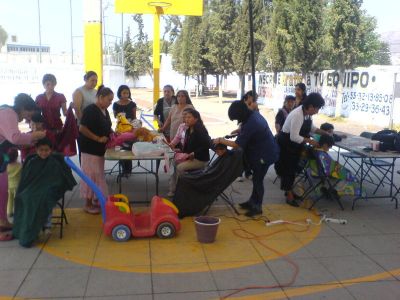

{"left": 220, "top": 219, "right": 313, "bottom": 299}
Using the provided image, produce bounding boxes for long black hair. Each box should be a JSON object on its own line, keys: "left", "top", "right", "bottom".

{"left": 116, "top": 85, "right": 131, "bottom": 100}
{"left": 176, "top": 90, "right": 193, "bottom": 105}
{"left": 185, "top": 108, "right": 207, "bottom": 132}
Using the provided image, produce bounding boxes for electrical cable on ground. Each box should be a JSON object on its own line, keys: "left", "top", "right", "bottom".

{"left": 217, "top": 212, "right": 337, "bottom": 299}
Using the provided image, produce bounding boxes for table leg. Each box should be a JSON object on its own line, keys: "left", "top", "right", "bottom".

{"left": 389, "top": 158, "right": 398, "bottom": 209}
{"left": 352, "top": 157, "right": 365, "bottom": 210}
{"left": 118, "top": 161, "right": 122, "bottom": 193}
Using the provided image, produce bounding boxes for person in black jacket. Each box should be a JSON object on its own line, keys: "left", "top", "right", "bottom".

{"left": 153, "top": 85, "right": 176, "bottom": 140}
{"left": 167, "top": 109, "right": 211, "bottom": 197}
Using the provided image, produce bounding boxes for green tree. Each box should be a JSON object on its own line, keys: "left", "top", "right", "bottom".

{"left": 374, "top": 41, "right": 391, "bottom": 65}
{"left": 161, "top": 16, "right": 182, "bottom": 54}
{"left": 289, "top": 0, "right": 326, "bottom": 76}
{"left": 0, "top": 25, "right": 7, "bottom": 48}
{"left": 204, "top": 0, "right": 237, "bottom": 98}
{"left": 263, "top": 0, "right": 292, "bottom": 73}
{"left": 356, "top": 15, "right": 392, "bottom": 66}
{"left": 326, "top": 0, "right": 363, "bottom": 117}
{"left": 172, "top": 15, "right": 212, "bottom": 93}
{"left": 327, "top": 0, "right": 362, "bottom": 71}
{"left": 231, "top": 0, "right": 267, "bottom": 96}
{"left": 123, "top": 15, "right": 152, "bottom": 80}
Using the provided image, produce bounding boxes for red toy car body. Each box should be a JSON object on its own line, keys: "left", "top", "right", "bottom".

{"left": 103, "top": 194, "right": 181, "bottom": 242}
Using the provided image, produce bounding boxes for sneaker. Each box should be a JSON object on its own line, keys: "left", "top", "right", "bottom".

{"left": 167, "top": 191, "right": 175, "bottom": 198}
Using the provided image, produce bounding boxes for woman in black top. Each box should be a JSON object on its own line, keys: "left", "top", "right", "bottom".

{"left": 167, "top": 109, "right": 211, "bottom": 197}
{"left": 79, "top": 86, "right": 113, "bottom": 214}
{"left": 112, "top": 85, "right": 136, "bottom": 120}
{"left": 112, "top": 85, "right": 136, "bottom": 175}
{"left": 294, "top": 83, "right": 307, "bottom": 107}
{"left": 275, "top": 95, "right": 295, "bottom": 134}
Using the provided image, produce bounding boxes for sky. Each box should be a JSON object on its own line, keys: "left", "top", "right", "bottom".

{"left": 0, "top": 0, "right": 399, "bottom": 55}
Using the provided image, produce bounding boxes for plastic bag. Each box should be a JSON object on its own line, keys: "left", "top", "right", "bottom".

{"left": 132, "top": 142, "right": 165, "bottom": 157}
{"left": 116, "top": 113, "right": 133, "bottom": 133}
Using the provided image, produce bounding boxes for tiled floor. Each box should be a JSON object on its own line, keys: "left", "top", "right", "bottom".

{"left": 1, "top": 156, "right": 400, "bottom": 299}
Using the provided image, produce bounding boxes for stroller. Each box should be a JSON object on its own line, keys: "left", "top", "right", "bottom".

{"left": 173, "top": 149, "right": 244, "bottom": 218}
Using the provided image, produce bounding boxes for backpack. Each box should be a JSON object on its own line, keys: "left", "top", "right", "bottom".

{"left": 371, "top": 130, "right": 397, "bottom": 151}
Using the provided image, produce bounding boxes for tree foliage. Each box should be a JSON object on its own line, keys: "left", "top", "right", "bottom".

{"left": 203, "top": 0, "right": 237, "bottom": 75}
{"left": 231, "top": 0, "right": 267, "bottom": 93}
{"left": 123, "top": 15, "right": 152, "bottom": 80}
{"left": 263, "top": 0, "right": 292, "bottom": 72}
{"left": 132, "top": 0, "right": 391, "bottom": 84}
{"left": 289, "top": 0, "right": 326, "bottom": 75}
{"left": 326, "top": 0, "right": 363, "bottom": 71}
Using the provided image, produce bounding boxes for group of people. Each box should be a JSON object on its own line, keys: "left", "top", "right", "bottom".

{"left": 153, "top": 85, "right": 211, "bottom": 198}
{"left": 0, "top": 71, "right": 121, "bottom": 244}
{"left": 0, "top": 91, "right": 76, "bottom": 246}
{"left": 0, "top": 74, "right": 345, "bottom": 245}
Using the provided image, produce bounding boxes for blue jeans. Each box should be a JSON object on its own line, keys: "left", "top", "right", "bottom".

{"left": 249, "top": 161, "right": 271, "bottom": 209}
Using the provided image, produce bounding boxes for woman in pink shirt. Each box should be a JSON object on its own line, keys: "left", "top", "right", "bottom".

{"left": 35, "top": 74, "right": 67, "bottom": 132}
{"left": 0, "top": 94, "right": 45, "bottom": 239}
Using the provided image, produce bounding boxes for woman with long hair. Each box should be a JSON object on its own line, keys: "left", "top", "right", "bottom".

{"left": 160, "top": 90, "right": 194, "bottom": 141}
{"left": 294, "top": 82, "right": 307, "bottom": 107}
{"left": 167, "top": 108, "right": 211, "bottom": 197}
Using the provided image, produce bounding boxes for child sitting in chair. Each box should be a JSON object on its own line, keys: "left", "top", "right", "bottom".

{"left": 12, "top": 138, "right": 76, "bottom": 247}
{"left": 20, "top": 112, "right": 56, "bottom": 162}
{"left": 214, "top": 143, "right": 228, "bottom": 157}
{"left": 315, "top": 123, "right": 346, "bottom": 142}
{"left": 309, "top": 134, "right": 361, "bottom": 197}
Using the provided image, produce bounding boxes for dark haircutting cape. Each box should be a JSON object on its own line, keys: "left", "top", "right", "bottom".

{"left": 12, "top": 153, "right": 77, "bottom": 247}
{"left": 173, "top": 149, "right": 243, "bottom": 218}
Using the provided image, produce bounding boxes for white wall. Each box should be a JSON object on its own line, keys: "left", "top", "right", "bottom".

{"left": 0, "top": 62, "right": 125, "bottom": 106}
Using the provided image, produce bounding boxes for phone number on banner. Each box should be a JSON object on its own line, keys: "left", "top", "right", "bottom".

{"left": 342, "top": 92, "right": 393, "bottom": 104}
{"left": 351, "top": 102, "right": 391, "bottom": 115}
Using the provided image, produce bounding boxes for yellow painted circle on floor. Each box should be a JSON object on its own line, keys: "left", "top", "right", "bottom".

{"left": 41, "top": 205, "right": 321, "bottom": 273}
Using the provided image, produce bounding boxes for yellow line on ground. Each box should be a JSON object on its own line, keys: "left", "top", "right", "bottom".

{"left": 229, "top": 268, "right": 400, "bottom": 299}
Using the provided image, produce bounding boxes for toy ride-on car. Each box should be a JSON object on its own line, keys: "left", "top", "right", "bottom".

{"left": 104, "top": 194, "right": 181, "bottom": 242}
{"left": 63, "top": 157, "right": 181, "bottom": 242}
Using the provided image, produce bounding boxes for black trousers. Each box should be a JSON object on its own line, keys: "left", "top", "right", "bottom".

{"left": 275, "top": 133, "right": 302, "bottom": 192}
{"left": 248, "top": 161, "right": 271, "bottom": 208}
